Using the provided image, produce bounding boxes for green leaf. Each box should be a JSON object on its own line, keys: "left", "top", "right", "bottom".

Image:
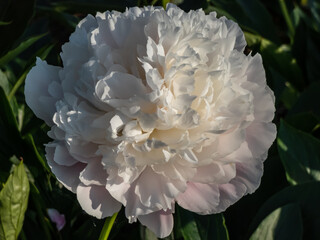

{"left": 0, "top": 34, "right": 46, "bottom": 66}
{"left": 289, "top": 81, "right": 320, "bottom": 118}
{"left": 279, "top": 81, "right": 300, "bottom": 109}
{"left": 51, "top": 1, "right": 130, "bottom": 14}
{"left": 286, "top": 112, "right": 320, "bottom": 133}
{"left": 0, "top": 87, "right": 20, "bottom": 138}
{"left": 0, "top": 21, "right": 11, "bottom": 26}
{"left": 248, "top": 181, "right": 320, "bottom": 239}
{"left": 175, "top": 207, "right": 229, "bottom": 240}
{"left": 176, "top": 207, "right": 201, "bottom": 240}
{"left": 260, "top": 39, "right": 304, "bottom": 90}
{"left": 277, "top": 120, "right": 320, "bottom": 185}
{"left": 0, "top": 70, "right": 10, "bottom": 95}
{"left": 0, "top": 161, "right": 30, "bottom": 240}
{"left": 194, "top": 213, "right": 229, "bottom": 240}
{"left": 250, "top": 204, "right": 303, "bottom": 240}
{"left": 0, "top": 0, "right": 36, "bottom": 56}
{"left": 208, "top": 0, "right": 278, "bottom": 43}
{"left": 22, "top": 134, "right": 50, "bottom": 173}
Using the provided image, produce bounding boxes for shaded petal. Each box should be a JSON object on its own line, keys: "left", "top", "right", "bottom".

{"left": 25, "top": 58, "right": 62, "bottom": 125}
{"left": 46, "top": 145, "right": 85, "bottom": 193}
{"left": 76, "top": 184, "right": 122, "bottom": 218}
{"left": 246, "top": 122, "right": 276, "bottom": 158}
{"left": 191, "top": 162, "right": 236, "bottom": 184}
{"left": 138, "top": 210, "right": 174, "bottom": 238}
{"left": 176, "top": 182, "right": 219, "bottom": 214}
{"left": 79, "top": 159, "right": 107, "bottom": 186}
{"left": 214, "top": 180, "right": 247, "bottom": 213}
{"left": 135, "top": 167, "right": 185, "bottom": 210}
{"left": 53, "top": 143, "right": 78, "bottom": 166}
{"left": 47, "top": 208, "right": 66, "bottom": 231}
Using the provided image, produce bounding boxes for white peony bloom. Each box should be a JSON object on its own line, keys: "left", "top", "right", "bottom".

{"left": 25, "top": 4, "right": 276, "bottom": 238}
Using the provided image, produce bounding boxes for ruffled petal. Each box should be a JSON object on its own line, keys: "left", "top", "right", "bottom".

{"left": 138, "top": 210, "right": 174, "bottom": 238}
{"left": 79, "top": 159, "right": 107, "bottom": 186}
{"left": 246, "top": 122, "right": 276, "bottom": 158}
{"left": 76, "top": 184, "right": 122, "bottom": 218}
{"left": 176, "top": 182, "right": 220, "bottom": 214}
{"left": 46, "top": 144, "right": 85, "bottom": 193}
{"left": 25, "top": 58, "right": 62, "bottom": 125}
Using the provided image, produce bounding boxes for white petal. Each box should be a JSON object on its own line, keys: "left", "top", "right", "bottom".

{"left": 246, "top": 122, "right": 276, "bottom": 158}
{"left": 53, "top": 143, "right": 78, "bottom": 166}
{"left": 214, "top": 180, "right": 247, "bottom": 213}
{"left": 135, "top": 167, "right": 185, "bottom": 210}
{"left": 46, "top": 145, "right": 85, "bottom": 193}
{"left": 25, "top": 58, "right": 62, "bottom": 125}
{"left": 176, "top": 182, "right": 220, "bottom": 214}
{"left": 96, "top": 71, "right": 147, "bottom": 101}
{"left": 191, "top": 162, "right": 236, "bottom": 184}
{"left": 79, "top": 159, "right": 107, "bottom": 186}
{"left": 138, "top": 210, "right": 174, "bottom": 238}
{"left": 76, "top": 184, "right": 122, "bottom": 219}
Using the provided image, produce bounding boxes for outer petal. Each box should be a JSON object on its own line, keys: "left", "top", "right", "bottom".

{"left": 25, "top": 58, "right": 62, "bottom": 125}
{"left": 176, "top": 182, "right": 220, "bottom": 214}
{"left": 215, "top": 179, "right": 247, "bottom": 213}
{"left": 246, "top": 122, "right": 276, "bottom": 158}
{"left": 76, "top": 184, "right": 122, "bottom": 218}
{"left": 138, "top": 210, "right": 174, "bottom": 238}
{"left": 79, "top": 159, "right": 107, "bottom": 186}
{"left": 46, "top": 144, "right": 85, "bottom": 193}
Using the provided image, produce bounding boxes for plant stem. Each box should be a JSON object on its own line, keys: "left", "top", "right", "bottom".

{"left": 8, "top": 70, "right": 28, "bottom": 101}
{"left": 98, "top": 212, "right": 118, "bottom": 240}
{"left": 279, "top": 0, "right": 295, "bottom": 39}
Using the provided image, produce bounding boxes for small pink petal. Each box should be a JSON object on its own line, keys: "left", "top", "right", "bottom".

{"left": 47, "top": 208, "right": 66, "bottom": 231}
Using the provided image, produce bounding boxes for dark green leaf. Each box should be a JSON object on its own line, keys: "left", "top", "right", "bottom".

{"left": 208, "top": 0, "right": 278, "bottom": 43}
{"left": 260, "top": 39, "right": 304, "bottom": 90}
{"left": 22, "top": 134, "right": 50, "bottom": 173}
{"left": 286, "top": 112, "right": 320, "bottom": 133}
{"left": 51, "top": 1, "right": 131, "bottom": 14}
{"left": 248, "top": 182, "right": 320, "bottom": 239}
{"left": 194, "top": 213, "right": 229, "bottom": 240}
{"left": 0, "top": 21, "right": 11, "bottom": 26}
{"left": 0, "top": 87, "right": 20, "bottom": 139}
{"left": 277, "top": 120, "right": 320, "bottom": 185}
{"left": 176, "top": 207, "right": 201, "bottom": 240}
{"left": 250, "top": 204, "right": 303, "bottom": 240}
{"left": 279, "top": 81, "right": 300, "bottom": 109}
{"left": 0, "top": 70, "right": 10, "bottom": 95}
{"left": 175, "top": 206, "right": 229, "bottom": 240}
{"left": 0, "top": 0, "right": 36, "bottom": 56}
{"left": 0, "top": 161, "right": 30, "bottom": 240}
{"left": 289, "top": 81, "right": 320, "bottom": 118}
{"left": 0, "top": 34, "right": 46, "bottom": 66}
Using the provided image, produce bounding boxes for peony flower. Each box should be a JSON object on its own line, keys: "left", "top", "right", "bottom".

{"left": 25, "top": 4, "right": 276, "bottom": 238}
{"left": 47, "top": 208, "right": 66, "bottom": 231}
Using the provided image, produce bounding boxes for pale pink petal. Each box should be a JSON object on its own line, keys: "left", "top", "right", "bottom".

{"left": 246, "top": 122, "right": 276, "bottom": 158}
{"left": 176, "top": 182, "right": 220, "bottom": 214}
{"left": 46, "top": 145, "right": 85, "bottom": 193}
{"left": 47, "top": 208, "right": 66, "bottom": 231}
{"left": 25, "top": 58, "right": 62, "bottom": 126}
{"left": 223, "top": 142, "right": 265, "bottom": 193}
{"left": 79, "top": 159, "right": 107, "bottom": 186}
{"left": 135, "top": 167, "right": 186, "bottom": 211}
{"left": 214, "top": 180, "right": 247, "bottom": 213}
{"left": 138, "top": 210, "right": 174, "bottom": 238}
{"left": 217, "top": 129, "right": 246, "bottom": 157}
{"left": 53, "top": 143, "right": 78, "bottom": 166}
{"left": 76, "top": 184, "right": 122, "bottom": 219}
{"left": 191, "top": 162, "right": 236, "bottom": 184}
